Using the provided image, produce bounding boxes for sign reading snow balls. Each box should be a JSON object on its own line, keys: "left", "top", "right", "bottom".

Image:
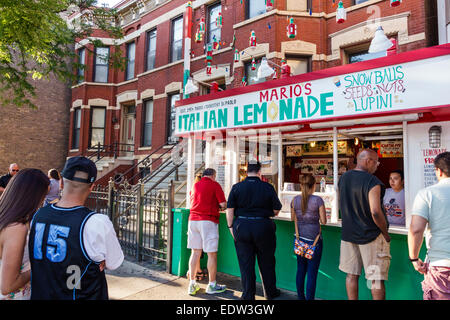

{"left": 175, "top": 56, "right": 450, "bottom": 134}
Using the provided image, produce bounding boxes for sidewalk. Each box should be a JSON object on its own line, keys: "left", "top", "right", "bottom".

{"left": 106, "top": 260, "right": 298, "bottom": 300}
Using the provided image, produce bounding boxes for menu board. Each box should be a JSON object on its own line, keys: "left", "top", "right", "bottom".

{"left": 286, "top": 145, "right": 302, "bottom": 157}
{"left": 380, "top": 140, "right": 403, "bottom": 158}
{"left": 422, "top": 147, "right": 447, "bottom": 187}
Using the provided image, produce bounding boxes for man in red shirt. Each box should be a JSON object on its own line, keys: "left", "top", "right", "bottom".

{"left": 188, "top": 168, "right": 227, "bottom": 295}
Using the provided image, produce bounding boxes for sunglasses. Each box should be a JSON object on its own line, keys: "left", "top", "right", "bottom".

{"left": 11, "top": 169, "right": 19, "bottom": 172}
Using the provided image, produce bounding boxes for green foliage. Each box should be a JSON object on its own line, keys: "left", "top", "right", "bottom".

{"left": 0, "top": 0, "right": 124, "bottom": 108}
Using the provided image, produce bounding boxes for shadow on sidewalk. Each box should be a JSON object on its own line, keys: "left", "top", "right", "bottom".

{"left": 106, "top": 259, "right": 298, "bottom": 300}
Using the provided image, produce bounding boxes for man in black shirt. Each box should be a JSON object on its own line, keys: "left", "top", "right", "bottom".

{"left": 338, "top": 149, "right": 391, "bottom": 300}
{"left": 0, "top": 163, "right": 20, "bottom": 193}
{"left": 226, "top": 162, "right": 282, "bottom": 300}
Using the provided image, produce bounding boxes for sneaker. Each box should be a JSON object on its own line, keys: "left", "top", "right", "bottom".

{"left": 188, "top": 282, "right": 200, "bottom": 296}
{"left": 206, "top": 283, "right": 227, "bottom": 294}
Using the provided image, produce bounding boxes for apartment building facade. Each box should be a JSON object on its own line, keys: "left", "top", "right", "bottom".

{"left": 68, "top": 0, "right": 438, "bottom": 179}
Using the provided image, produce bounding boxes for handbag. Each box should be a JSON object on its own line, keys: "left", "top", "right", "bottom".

{"left": 293, "top": 213, "right": 321, "bottom": 260}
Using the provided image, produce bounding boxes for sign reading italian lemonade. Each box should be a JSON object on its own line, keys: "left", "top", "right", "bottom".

{"left": 175, "top": 55, "right": 450, "bottom": 135}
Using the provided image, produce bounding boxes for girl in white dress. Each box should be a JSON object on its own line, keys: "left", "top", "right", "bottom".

{"left": 0, "top": 169, "right": 50, "bottom": 300}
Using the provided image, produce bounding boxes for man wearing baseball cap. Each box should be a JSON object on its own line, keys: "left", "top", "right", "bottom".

{"left": 29, "top": 156, "right": 124, "bottom": 300}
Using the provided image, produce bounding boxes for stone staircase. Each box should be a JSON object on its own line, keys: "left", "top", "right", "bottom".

{"left": 143, "top": 161, "right": 189, "bottom": 208}
{"left": 94, "top": 157, "right": 134, "bottom": 180}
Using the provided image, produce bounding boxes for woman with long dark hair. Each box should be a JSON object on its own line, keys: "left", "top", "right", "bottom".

{"left": 0, "top": 169, "right": 49, "bottom": 300}
{"left": 291, "top": 174, "right": 327, "bottom": 300}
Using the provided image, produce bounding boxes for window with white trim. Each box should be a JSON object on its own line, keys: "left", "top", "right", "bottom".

{"left": 142, "top": 100, "right": 153, "bottom": 147}
{"left": 94, "top": 47, "right": 109, "bottom": 83}
{"left": 77, "top": 48, "right": 85, "bottom": 83}
{"left": 126, "top": 42, "right": 135, "bottom": 80}
{"left": 89, "top": 107, "right": 106, "bottom": 148}
{"left": 146, "top": 29, "right": 157, "bottom": 71}
{"left": 171, "top": 16, "right": 183, "bottom": 62}
{"left": 72, "top": 108, "right": 81, "bottom": 149}
{"left": 246, "top": 0, "right": 266, "bottom": 19}
{"left": 208, "top": 3, "right": 221, "bottom": 44}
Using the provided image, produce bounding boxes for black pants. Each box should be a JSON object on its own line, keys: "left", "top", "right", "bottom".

{"left": 233, "top": 218, "right": 278, "bottom": 300}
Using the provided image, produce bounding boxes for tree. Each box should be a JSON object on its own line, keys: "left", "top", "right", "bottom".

{"left": 0, "top": 0, "right": 125, "bottom": 108}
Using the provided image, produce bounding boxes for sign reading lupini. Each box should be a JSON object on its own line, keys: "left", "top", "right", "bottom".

{"left": 175, "top": 55, "right": 450, "bottom": 135}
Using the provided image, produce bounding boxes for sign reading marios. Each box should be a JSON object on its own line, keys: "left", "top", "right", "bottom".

{"left": 175, "top": 55, "right": 450, "bottom": 135}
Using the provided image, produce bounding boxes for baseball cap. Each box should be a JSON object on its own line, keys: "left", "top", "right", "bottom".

{"left": 61, "top": 156, "right": 97, "bottom": 184}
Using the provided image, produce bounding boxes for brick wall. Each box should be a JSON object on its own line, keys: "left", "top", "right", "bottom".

{"left": 0, "top": 73, "right": 71, "bottom": 174}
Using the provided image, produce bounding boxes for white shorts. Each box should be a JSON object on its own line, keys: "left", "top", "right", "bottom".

{"left": 187, "top": 220, "right": 219, "bottom": 253}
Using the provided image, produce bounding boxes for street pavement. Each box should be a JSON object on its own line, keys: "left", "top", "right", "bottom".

{"left": 106, "top": 259, "right": 298, "bottom": 300}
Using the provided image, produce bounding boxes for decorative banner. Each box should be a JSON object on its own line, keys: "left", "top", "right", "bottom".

{"left": 249, "top": 30, "right": 257, "bottom": 47}
{"left": 195, "top": 29, "right": 203, "bottom": 43}
{"left": 336, "top": 1, "right": 346, "bottom": 24}
{"left": 380, "top": 140, "right": 403, "bottom": 158}
{"left": 287, "top": 17, "right": 297, "bottom": 39}
{"left": 234, "top": 49, "right": 240, "bottom": 63}
{"left": 241, "top": 76, "right": 247, "bottom": 86}
{"left": 175, "top": 55, "right": 450, "bottom": 135}
{"left": 216, "top": 12, "right": 222, "bottom": 28}
{"left": 199, "top": 17, "right": 205, "bottom": 34}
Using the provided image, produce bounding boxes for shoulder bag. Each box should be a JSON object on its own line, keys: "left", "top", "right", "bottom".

{"left": 293, "top": 212, "right": 321, "bottom": 259}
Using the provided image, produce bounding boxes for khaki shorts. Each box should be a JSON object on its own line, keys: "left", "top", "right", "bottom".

{"left": 339, "top": 233, "right": 391, "bottom": 281}
{"left": 187, "top": 220, "right": 219, "bottom": 253}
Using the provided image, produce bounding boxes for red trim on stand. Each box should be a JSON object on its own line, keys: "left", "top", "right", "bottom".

{"left": 175, "top": 43, "right": 450, "bottom": 107}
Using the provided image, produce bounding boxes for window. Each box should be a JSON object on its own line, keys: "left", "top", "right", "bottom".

{"left": 167, "top": 94, "right": 180, "bottom": 144}
{"left": 126, "top": 42, "right": 135, "bottom": 80}
{"left": 246, "top": 0, "right": 266, "bottom": 19}
{"left": 142, "top": 100, "right": 153, "bottom": 147}
{"left": 208, "top": 3, "right": 221, "bottom": 44}
{"left": 171, "top": 17, "right": 183, "bottom": 62}
{"left": 77, "top": 48, "right": 85, "bottom": 83}
{"left": 285, "top": 56, "right": 311, "bottom": 76}
{"left": 345, "top": 42, "right": 387, "bottom": 64}
{"left": 94, "top": 47, "right": 109, "bottom": 83}
{"left": 348, "top": 50, "right": 386, "bottom": 64}
{"left": 72, "top": 108, "right": 81, "bottom": 149}
{"left": 245, "top": 60, "right": 265, "bottom": 85}
{"left": 146, "top": 29, "right": 157, "bottom": 71}
{"left": 286, "top": 0, "right": 308, "bottom": 11}
{"left": 89, "top": 107, "right": 106, "bottom": 148}
{"left": 353, "top": 0, "right": 369, "bottom": 5}
{"left": 199, "top": 79, "right": 226, "bottom": 95}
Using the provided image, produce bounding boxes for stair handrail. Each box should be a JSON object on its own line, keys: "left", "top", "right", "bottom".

{"left": 175, "top": 162, "right": 205, "bottom": 208}
{"left": 144, "top": 159, "right": 181, "bottom": 196}
{"left": 116, "top": 144, "right": 175, "bottom": 184}
{"left": 86, "top": 142, "right": 135, "bottom": 163}
{"left": 174, "top": 162, "right": 205, "bottom": 195}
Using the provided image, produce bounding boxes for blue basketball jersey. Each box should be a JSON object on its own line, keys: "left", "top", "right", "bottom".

{"left": 29, "top": 204, "right": 108, "bottom": 300}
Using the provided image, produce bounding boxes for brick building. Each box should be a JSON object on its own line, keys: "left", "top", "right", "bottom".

{"left": 68, "top": 0, "right": 438, "bottom": 181}
{"left": 0, "top": 74, "right": 71, "bottom": 175}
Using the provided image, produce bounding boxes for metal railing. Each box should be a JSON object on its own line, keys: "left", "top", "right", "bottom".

{"left": 86, "top": 178, "right": 175, "bottom": 271}
{"left": 114, "top": 144, "right": 176, "bottom": 185}
{"left": 86, "top": 142, "right": 135, "bottom": 163}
